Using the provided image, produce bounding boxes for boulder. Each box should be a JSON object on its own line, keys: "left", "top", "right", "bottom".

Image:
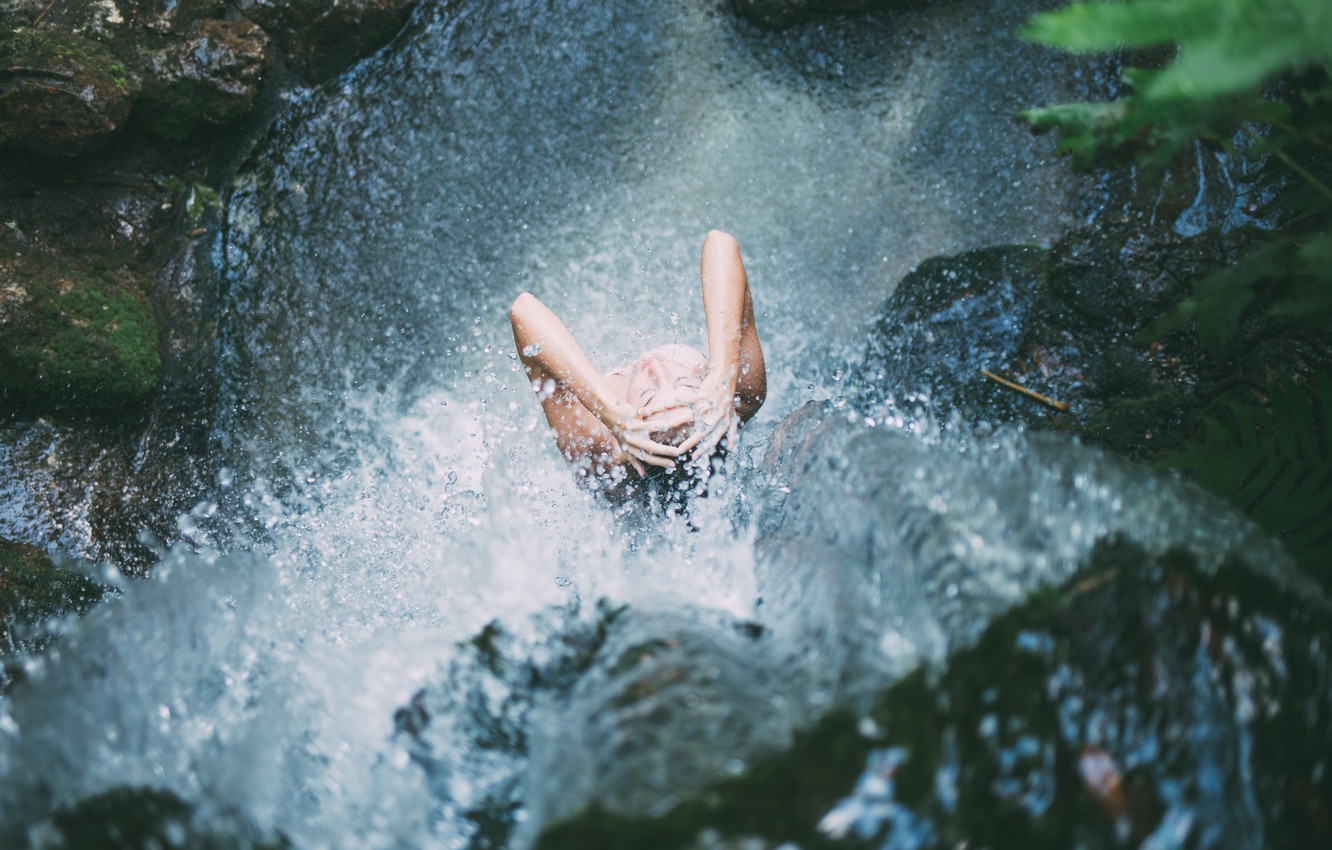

{"left": 136, "top": 18, "right": 270, "bottom": 140}
{"left": 733, "top": 0, "right": 894, "bottom": 30}
{"left": 534, "top": 537, "right": 1332, "bottom": 849}
{"left": 236, "top": 0, "right": 418, "bottom": 77}
{"left": 39, "top": 786, "right": 288, "bottom": 850}
{"left": 0, "top": 252, "right": 161, "bottom": 412}
{"left": 853, "top": 224, "right": 1283, "bottom": 461}
{"left": 0, "top": 0, "right": 420, "bottom": 154}
{"left": 0, "top": 30, "right": 135, "bottom": 155}
{"left": 0, "top": 536, "right": 105, "bottom": 689}
{"left": 855, "top": 244, "right": 1049, "bottom": 425}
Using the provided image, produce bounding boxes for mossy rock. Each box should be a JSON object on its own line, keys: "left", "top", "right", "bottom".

{"left": 535, "top": 538, "right": 1332, "bottom": 849}
{"left": 136, "top": 19, "right": 269, "bottom": 141}
{"left": 45, "top": 786, "right": 290, "bottom": 850}
{"left": 0, "top": 253, "right": 161, "bottom": 412}
{"left": 0, "top": 29, "right": 135, "bottom": 155}
{"left": 0, "top": 537, "right": 105, "bottom": 658}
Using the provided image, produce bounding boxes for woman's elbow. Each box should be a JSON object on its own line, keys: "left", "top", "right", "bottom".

{"left": 511, "top": 291, "right": 536, "bottom": 317}
{"left": 705, "top": 229, "right": 737, "bottom": 248}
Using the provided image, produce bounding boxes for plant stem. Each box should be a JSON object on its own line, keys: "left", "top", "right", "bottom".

{"left": 1242, "top": 126, "right": 1332, "bottom": 206}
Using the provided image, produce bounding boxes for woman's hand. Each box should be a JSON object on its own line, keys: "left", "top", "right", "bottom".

{"left": 599, "top": 398, "right": 693, "bottom": 474}
{"left": 646, "top": 367, "right": 740, "bottom": 463}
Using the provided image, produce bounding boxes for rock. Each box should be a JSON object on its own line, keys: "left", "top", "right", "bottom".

{"left": 523, "top": 608, "right": 798, "bottom": 837}
{"left": 394, "top": 604, "right": 794, "bottom": 850}
{"left": 0, "top": 30, "right": 135, "bottom": 155}
{"left": 732, "top": 0, "right": 894, "bottom": 29}
{"left": 855, "top": 244, "right": 1049, "bottom": 425}
{"left": 0, "top": 536, "right": 105, "bottom": 690}
{"left": 236, "top": 0, "right": 417, "bottom": 77}
{"left": 137, "top": 19, "right": 270, "bottom": 140}
{"left": 851, "top": 224, "right": 1293, "bottom": 461}
{"left": 534, "top": 537, "right": 1332, "bottom": 850}
{"left": 0, "top": 2, "right": 46, "bottom": 33}
{"left": 39, "top": 786, "right": 289, "bottom": 850}
{"left": 0, "top": 252, "right": 161, "bottom": 412}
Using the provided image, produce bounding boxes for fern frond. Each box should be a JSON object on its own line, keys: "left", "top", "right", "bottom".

{"left": 1161, "top": 373, "right": 1332, "bottom": 574}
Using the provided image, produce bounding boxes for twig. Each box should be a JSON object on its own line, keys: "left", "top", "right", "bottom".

{"left": 33, "top": 1, "right": 57, "bottom": 26}
{"left": 982, "top": 369, "right": 1070, "bottom": 412}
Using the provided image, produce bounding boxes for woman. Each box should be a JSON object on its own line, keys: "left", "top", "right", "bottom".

{"left": 510, "top": 230, "right": 766, "bottom": 493}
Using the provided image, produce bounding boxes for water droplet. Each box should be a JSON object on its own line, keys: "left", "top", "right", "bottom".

{"left": 522, "top": 343, "right": 543, "bottom": 357}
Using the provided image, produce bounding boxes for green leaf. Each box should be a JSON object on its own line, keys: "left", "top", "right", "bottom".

{"left": 184, "top": 182, "right": 222, "bottom": 227}
{"left": 154, "top": 175, "right": 188, "bottom": 193}
{"left": 1019, "top": 0, "right": 1201, "bottom": 52}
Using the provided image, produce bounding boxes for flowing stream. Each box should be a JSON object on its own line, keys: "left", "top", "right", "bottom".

{"left": 0, "top": 2, "right": 1311, "bottom": 848}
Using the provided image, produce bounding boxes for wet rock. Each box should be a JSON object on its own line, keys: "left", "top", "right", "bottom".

{"left": 523, "top": 609, "right": 798, "bottom": 837}
{"left": 236, "top": 0, "right": 417, "bottom": 78}
{"left": 534, "top": 537, "right": 1332, "bottom": 850}
{"left": 136, "top": 18, "right": 270, "bottom": 140}
{"left": 394, "top": 604, "right": 797, "bottom": 850}
{"left": 0, "top": 30, "right": 135, "bottom": 155}
{"left": 0, "top": 251, "right": 161, "bottom": 412}
{"left": 855, "top": 244, "right": 1049, "bottom": 425}
{"left": 852, "top": 224, "right": 1287, "bottom": 461}
{"left": 732, "top": 0, "right": 895, "bottom": 30}
{"left": 394, "top": 605, "right": 621, "bottom": 849}
{"left": 0, "top": 536, "right": 105, "bottom": 690}
{"left": 38, "top": 786, "right": 289, "bottom": 850}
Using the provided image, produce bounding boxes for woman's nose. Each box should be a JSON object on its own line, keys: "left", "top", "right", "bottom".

{"left": 643, "top": 357, "right": 669, "bottom": 383}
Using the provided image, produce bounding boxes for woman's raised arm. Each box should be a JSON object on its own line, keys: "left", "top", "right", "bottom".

{"left": 675, "top": 231, "right": 766, "bottom": 458}
{"left": 510, "top": 292, "right": 684, "bottom": 474}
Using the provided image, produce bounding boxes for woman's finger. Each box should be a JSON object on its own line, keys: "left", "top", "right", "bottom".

{"left": 622, "top": 433, "right": 683, "bottom": 457}
{"left": 637, "top": 451, "right": 677, "bottom": 470}
{"left": 675, "top": 426, "right": 709, "bottom": 455}
{"left": 642, "top": 398, "right": 690, "bottom": 416}
{"left": 622, "top": 406, "right": 692, "bottom": 433}
{"left": 689, "top": 417, "right": 729, "bottom": 460}
{"left": 647, "top": 407, "right": 694, "bottom": 431}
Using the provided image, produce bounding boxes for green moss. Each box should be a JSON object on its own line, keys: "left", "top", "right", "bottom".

{"left": 1, "top": 257, "right": 161, "bottom": 411}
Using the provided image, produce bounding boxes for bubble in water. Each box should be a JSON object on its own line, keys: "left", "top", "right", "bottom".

{"left": 522, "top": 343, "right": 543, "bottom": 357}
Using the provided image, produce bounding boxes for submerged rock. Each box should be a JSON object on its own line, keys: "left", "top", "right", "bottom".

{"left": 0, "top": 252, "right": 161, "bottom": 412}
{"left": 523, "top": 609, "right": 798, "bottom": 837}
{"left": 35, "top": 786, "right": 289, "bottom": 850}
{"left": 732, "top": 0, "right": 895, "bottom": 30}
{"left": 533, "top": 537, "right": 1332, "bottom": 850}
{"left": 0, "top": 30, "right": 135, "bottom": 156}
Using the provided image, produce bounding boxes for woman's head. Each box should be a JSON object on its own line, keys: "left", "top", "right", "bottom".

{"left": 625, "top": 344, "right": 707, "bottom": 443}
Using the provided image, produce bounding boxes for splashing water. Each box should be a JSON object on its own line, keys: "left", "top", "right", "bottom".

{"left": 0, "top": 2, "right": 1299, "bottom": 848}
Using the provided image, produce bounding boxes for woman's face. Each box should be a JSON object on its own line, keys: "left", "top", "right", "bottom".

{"left": 626, "top": 344, "right": 707, "bottom": 412}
